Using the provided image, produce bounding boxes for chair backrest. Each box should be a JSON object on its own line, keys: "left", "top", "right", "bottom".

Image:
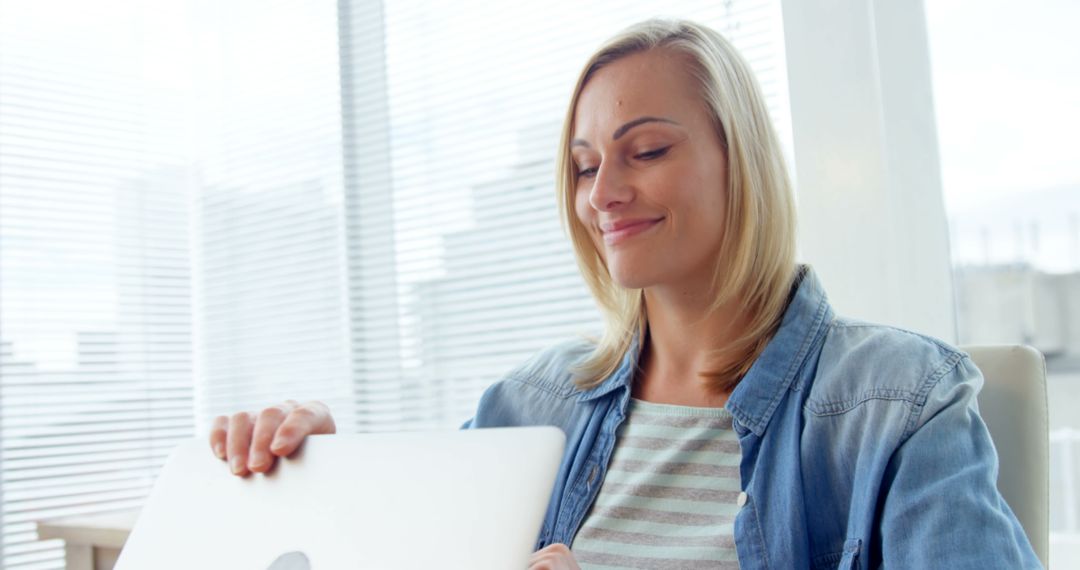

{"left": 964, "top": 344, "right": 1049, "bottom": 568}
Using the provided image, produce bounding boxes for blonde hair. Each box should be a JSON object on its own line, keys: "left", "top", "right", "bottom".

{"left": 556, "top": 19, "right": 797, "bottom": 393}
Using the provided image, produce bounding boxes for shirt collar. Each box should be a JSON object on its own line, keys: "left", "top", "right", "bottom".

{"left": 575, "top": 265, "right": 834, "bottom": 437}
{"left": 575, "top": 333, "right": 641, "bottom": 403}
{"left": 726, "top": 265, "right": 833, "bottom": 436}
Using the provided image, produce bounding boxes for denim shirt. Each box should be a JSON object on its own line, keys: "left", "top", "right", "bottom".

{"left": 463, "top": 267, "right": 1041, "bottom": 569}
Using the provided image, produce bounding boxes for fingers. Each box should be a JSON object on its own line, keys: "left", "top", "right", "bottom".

{"left": 527, "top": 544, "right": 580, "bottom": 570}
{"left": 209, "top": 400, "right": 338, "bottom": 477}
{"left": 226, "top": 411, "right": 254, "bottom": 476}
{"left": 209, "top": 415, "right": 229, "bottom": 460}
{"left": 269, "top": 401, "right": 337, "bottom": 458}
{"left": 248, "top": 403, "right": 295, "bottom": 473}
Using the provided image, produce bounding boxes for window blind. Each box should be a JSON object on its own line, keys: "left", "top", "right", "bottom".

{"left": 188, "top": 0, "right": 357, "bottom": 431}
{"left": 0, "top": 3, "right": 195, "bottom": 566}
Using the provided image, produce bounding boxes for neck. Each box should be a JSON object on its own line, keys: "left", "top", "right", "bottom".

{"left": 634, "top": 281, "right": 750, "bottom": 407}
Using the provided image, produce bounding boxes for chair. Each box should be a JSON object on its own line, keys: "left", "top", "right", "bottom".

{"left": 965, "top": 345, "right": 1049, "bottom": 568}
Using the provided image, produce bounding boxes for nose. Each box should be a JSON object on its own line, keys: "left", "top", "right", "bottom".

{"left": 588, "top": 161, "right": 634, "bottom": 212}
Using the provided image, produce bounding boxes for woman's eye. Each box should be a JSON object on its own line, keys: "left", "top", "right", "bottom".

{"left": 575, "top": 146, "right": 668, "bottom": 179}
{"left": 577, "top": 167, "right": 598, "bottom": 179}
{"left": 635, "top": 146, "right": 670, "bottom": 160}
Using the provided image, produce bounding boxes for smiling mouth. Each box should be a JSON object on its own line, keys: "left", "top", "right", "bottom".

{"left": 601, "top": 218, "right": 664, "bottom": 246}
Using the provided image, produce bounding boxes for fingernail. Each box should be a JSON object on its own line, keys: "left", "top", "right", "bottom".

{"left": 270, "top": 437, "right": 285, "bottom": 452}
{"left": 214, "top": 443, "right": 224, "bottom": 458}
{"left": 249, "top": 451, "right": 266, "bottom": 469}
{"left": 230, "top": 456, "right": 244, "bottom": 474}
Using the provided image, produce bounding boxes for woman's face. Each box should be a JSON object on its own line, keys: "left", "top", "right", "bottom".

{"left": 572, "top": 49, "right": 729, "bottom": 293}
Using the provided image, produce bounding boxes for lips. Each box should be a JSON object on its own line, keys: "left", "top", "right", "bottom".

{"left": 600, "top": 217, "right": 664, "bottom": 246}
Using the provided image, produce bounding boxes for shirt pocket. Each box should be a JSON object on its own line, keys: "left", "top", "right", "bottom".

{"left": 811, "top": 538, "right": 862, "bottom": 570}
{"left": 836, "top": 538, "right": 862, "bottom": 569}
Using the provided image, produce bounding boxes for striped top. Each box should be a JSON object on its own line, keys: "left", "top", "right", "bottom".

{"left": 571, "top": 398, "right": 742, "bottom": 569}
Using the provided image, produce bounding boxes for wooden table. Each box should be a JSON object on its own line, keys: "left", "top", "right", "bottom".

{"left": 36, "top": 511, "right": 137, "bottom": 570}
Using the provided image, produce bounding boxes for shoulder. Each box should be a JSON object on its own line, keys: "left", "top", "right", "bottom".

{"left": 465, "top": 337, "right": 598, "bottom": 429}
{"left": 503, "top": 336, "right": 597, "bottom": 398}
{"left": 805, "top": 317, "right": 977, "bottom": 422}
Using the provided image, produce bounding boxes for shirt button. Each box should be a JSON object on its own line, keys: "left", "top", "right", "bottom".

{"left": 737, "top": 492, "right": 748, "bottom": 507}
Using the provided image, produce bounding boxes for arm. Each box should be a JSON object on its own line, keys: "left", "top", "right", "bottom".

{"left": 876, "top": 356, "right": 1041, "bottom": 568}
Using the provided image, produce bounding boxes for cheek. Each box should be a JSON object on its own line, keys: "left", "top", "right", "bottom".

{"left": 673, "top": 170, "right": 726, "bottom": 246}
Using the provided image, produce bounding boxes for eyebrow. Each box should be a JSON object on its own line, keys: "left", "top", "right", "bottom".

{"left": 570, "top": 116, "right": 680, "bottom": 149}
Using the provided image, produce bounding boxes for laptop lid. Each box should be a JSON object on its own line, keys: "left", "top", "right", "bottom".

{"left": 114, "top": 426, "right": 565, "bottom": 569}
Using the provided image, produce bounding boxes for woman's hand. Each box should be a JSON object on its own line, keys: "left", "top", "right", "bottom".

{"left": 208, "top": 400, "right": 336, "bottom": 476}
{"left": 528, "top": 544, "right": 581, "bottom": 570}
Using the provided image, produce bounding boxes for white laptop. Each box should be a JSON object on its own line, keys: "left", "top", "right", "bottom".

{"left": 115, "top": 426, "right": 565, "bottom": 570}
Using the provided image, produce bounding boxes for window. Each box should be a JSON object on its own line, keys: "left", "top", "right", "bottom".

{"left": 926, "top": 0, "right": 1080, "bottom": 566}
{"left": 0, "top": 2, "right": 195, "bottom": 565}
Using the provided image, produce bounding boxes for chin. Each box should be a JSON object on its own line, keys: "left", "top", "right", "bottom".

{"left": 607, "top": 261, "right": 657, "bottom": 290}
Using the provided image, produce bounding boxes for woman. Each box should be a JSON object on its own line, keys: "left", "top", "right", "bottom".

{"left": 210, "top": 19, "right": 1041, "bottom": 569}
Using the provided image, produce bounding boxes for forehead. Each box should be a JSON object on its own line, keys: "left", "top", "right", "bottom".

{"left": 572, "top": 49, "right": 702, "bottom": 138}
